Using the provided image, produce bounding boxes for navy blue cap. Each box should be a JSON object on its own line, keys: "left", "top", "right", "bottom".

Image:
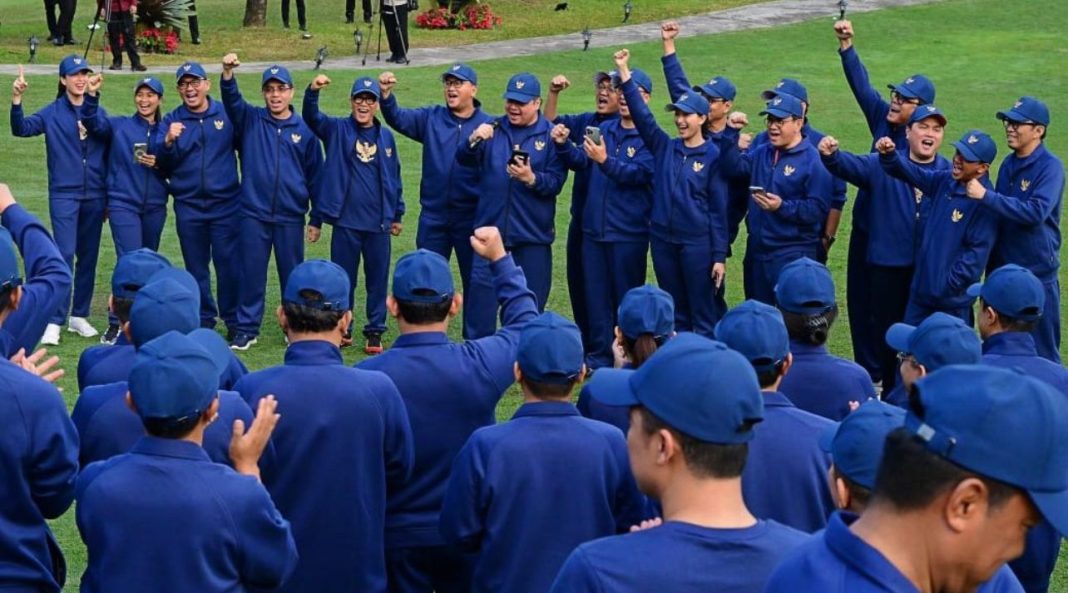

{"left": 517, "top": 312, "right": 583, "bottom": 384}
{"left": 186, "top": 328, "right": 232, "bottom": 379}
{"left": 129, "top": 331, "right": 218, "bottom": 420}
{"left": 503, "top": 72, "right": 541, "bottom": 103}
{"left": 283, "top": 259, "right": 350, "bottom": 311}
{"left": 693, "top": 76, "right": 736, "bottom": 101}
{"left": 909, "top": 104, "right": 947, "bottom": 126}
{"left": 951, "top": 129, "right": 997, "bottom": 164}
{"left": 134, "top": 76, "right": 165, "bottom": 97}
{"left": 760, "top": 94, "right": 805, "bottom": 119}
{"left": 617, "top": 285, "right": 673, "bottom": 340}
{"left": 761, "top": 78, "right": 808, "bottom": 103}
{"left": 351, "top": 76, "right": 381, "bottom": 99}
{"left": 907, "top": 365, "right": 1068, "bottom": 537}
{"left": 129, "top": 269, "right": 201, "bottom": 347}
{"left": 59, "top": 54, "right": 93, "bottom": 77}
{"left": 820, "top": 400, "right": 905, "bottom": 490}
{"left": 393, "top": 249, "right": 454, "bottom": 304}
{"left": 594, "top": 70, "right": 617, "bottom": 84}
{"left": 442, "top": 63, "right": 478, "bottom": 85}
{"left": 774, "top": 257, "right": 835, "bottom": 314}
{"left": 614, "top": 68, "right": 653, "bottom": 94}
{"left": 885, "top": 312, "right": 980, "bottom": 370}
{"left": 0, "top": 228, "right": 23, "bottom": 290}
{"left": 887, "top": 74, "right": 935, "bottom": 105}
{"left": 588, "top": 333, "right": 763, "bottom": 443}
{"left": 262, "top": 65, "right": 293, "bottom": 87}
{"left": 664, "top": 92, "right": 709, "bottom": 116}
{"left": 715, "top": 300, "right": 790, "bottom": 372}
{"left": 997, "top": 96, "right": 1050, "bottom": 127}
{"left": 968, "top": 264, "right": 1045, "bottom": 322}
{"left": 175, "top": 61, "right": 207, "bottom": 81}
{"left": 111, "top": 249, "right": 171, "bottom": 300}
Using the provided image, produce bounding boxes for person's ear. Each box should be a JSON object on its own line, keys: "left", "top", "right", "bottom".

{"left": 944, "top": 477, "right": 989, "bottom": 534}
{"left": 449, "top": 293, "right": 463, "bottom": 318}
{"left": 386, "top": 295, "right": 400, "bottom": 319}
{"left": 513, "top": 362, "right": 522, "bottom": 383}
{"left": 917, "top": 363, "right": 928, "bottom": 379}
{"left": 9, "top": 285, "right": 23, "bottom": 311}
{"left": 656, "top": 428, "right": 677, "bottom": 465}
{"left": 339, "top": 310, "right": 354, "bottom": 333}
{"left": 121, "top": 321, "right": 133, "bottom": 342}
{"left": 125, "top": 391, "right": 137, "bottom": 412}
{"left": 780, "top": 352, "right": 794, "bottom": 378}
{"left": 276, "top": 305, "right": 287, "bottom": 331}
{"left": 833, "top": 474, "right": 851, "bottom": 511}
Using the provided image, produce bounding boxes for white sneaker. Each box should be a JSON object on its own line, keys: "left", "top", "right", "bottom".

{"left": 41, "top": 323, "right": 61, "bottom": 346}
{"left": 68, "top": 316, "right": 99, "bottom": 338}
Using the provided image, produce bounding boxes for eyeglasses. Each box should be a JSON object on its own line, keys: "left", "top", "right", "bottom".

{"left": 890, "top": 91, "right": 921, "bottom": 106}
{"left": 177, "top": 79, "right": 205, "bottom": 90}
{"left": 351, "top": 95, "right": 378, "bottom": 105}
{"left": 1003, "top": 120, "right": 1037, "bottom": 131}
{"left": 896, "top": 351, "right": 919, "bottom": 367}
{"left": 262, "top": 85, "right": 292, "bottom": 95}
{"left": 442, "top": 78, "right": 467, "bottom": 89}
{"left": 765, "top": 116, "right": 799, "bottom": 127}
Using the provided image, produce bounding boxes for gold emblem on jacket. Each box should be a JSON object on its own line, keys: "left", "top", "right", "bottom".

{"left": 77, "top": 121, "right": 88, "bottom": 141}
{"left": 534, "top": 140, "right": 546, "bottom": 151}
{"left": 214, "top": 120, "right": 225, "bottom": 130}
{"left": 626, "top": 146, "right": 636, "bottom": 158}
{"left": 291, "top": 133, "right": 302, "bottom": 144}
{"left": 1021, "top": 179, "right": 1031, "bottom": 191}
{"left": 385, "top": 147, "right": 393, "bottom": 158}
{"left": 356, "top": 141, "right": 378, "bottom": 163}
{"left": 692, "top": 161, "right": 704, "bottom": 173}
{"left": 951, "top": 209, "right": 964, "bottom": 223}
{"left": 913, "top": 187, "right": 923, "bottom": 204}
{"left": 783, "top": 165, "right": 796, "bottom": 177}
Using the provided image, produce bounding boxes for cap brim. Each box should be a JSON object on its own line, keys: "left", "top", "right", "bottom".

{"left": 912, "top": 113, "right": 947, "bottom": 127}
{"left": 760, "top": 107, "right": 795, "bottom": 119}
{"left": 887, "top": 83, "right": 920, "bottom": 99}
{"left": 585, "top": 368, "right": 639, "bottom": 407}
{"left": 1030, "top": 489, "right": 1068, "bottom": 538}
{"left": 664, "top": 103, "right": 699, "bottom": 115}
{"left": 503, "top": 91, "right": 537, "bottom": 103}
{"left": 263, "top": 76, "right": 292, "bottom": 86}
{"left": 966, "top": 282, "right": 983, "bottom": 299}
{"left": 996, "top": 109, "right": 1043, "bottom": 125}
{"left": 593, "top": 71, "right": 612, "bottom": 83}
{"left": 352, "top": 90, "right": 381, "bottom": 99}
{"left": 442, "top": 73, "right": 473, "bottom": 84}
{"left": 760, "top": 90, "right": 779, "bottom": 101}
{"left": 952, "top": 142, "right": 983, "bottom": 163}
{"left": 885, "top": 322, "right": 916, "bottom": 353}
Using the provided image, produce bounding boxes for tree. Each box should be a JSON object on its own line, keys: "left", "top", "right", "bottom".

{"left": 243, "top": 0, "right": 267, "bottom": 27}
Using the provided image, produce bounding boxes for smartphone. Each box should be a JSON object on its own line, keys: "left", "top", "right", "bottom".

{"left": 133, "top": 143, "right": 148, "bottom": 160}
{"left": 749, "top": 185, "right": 766, "bottom": 195}
{"left": 510, "top": 149, "right": 530, "bottom": 167}
{"left": 584, "top": 126, "right": 602, "bottom": 145}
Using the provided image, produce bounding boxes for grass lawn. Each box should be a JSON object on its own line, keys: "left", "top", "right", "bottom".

{"left": 0, "top": 0, "right": 1065, "bottom": 588}
{"left": 0, "top": 0, "right": 758, "bottom": 65}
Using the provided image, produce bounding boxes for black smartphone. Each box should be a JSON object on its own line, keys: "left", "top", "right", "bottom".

{"left": 584, "top": 126, "right": 602, "bottom": 145}
{"left": 749, "top": 185, "right": 766, "bottom": 195}
{"left": 510, "top": 149, "right": 530, "bottom": 167}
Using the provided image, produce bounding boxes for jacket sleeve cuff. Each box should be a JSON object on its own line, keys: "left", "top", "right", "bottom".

{"left": 489, "top": 253, "right": 517, "bottom": 276}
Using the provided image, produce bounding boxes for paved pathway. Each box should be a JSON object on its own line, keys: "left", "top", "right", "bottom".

{"left": 2, "top": 0, "right": 941, "bottom": 76}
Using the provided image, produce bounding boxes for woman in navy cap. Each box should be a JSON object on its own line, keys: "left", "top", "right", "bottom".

{"left": 82, "top": 76, "right": 171, "bottom": 343}
{"left": 10, "top": 56, "right": 109, "bottom": 345}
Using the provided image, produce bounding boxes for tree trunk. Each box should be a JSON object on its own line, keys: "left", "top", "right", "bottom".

{"left": 243, "top": 0, "right": 267, "bottom": 26}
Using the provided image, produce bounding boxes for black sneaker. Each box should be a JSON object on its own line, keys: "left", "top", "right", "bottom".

{"left": 101, "top": 323, "right": 121, "bottom": 345}
{"left": 230, "top": 333, "right": 258, "bottom": 351}
{"left": 108, "top": 61, "right": 122, "bottom": 71}
{"left": 364, "top": 332, "right": 383, "bottom": 355}
{"left": 131, "top": 63, "right": 147, "bottom": 72}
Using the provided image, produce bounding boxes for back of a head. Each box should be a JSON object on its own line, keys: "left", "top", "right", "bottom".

{"left": 282, "top": 259, "right": 351, "bottom": 334}
{"left": 517, "top": 311, "right": 584, "bottom": 399}
{"left": 969, "top": 264, "right": 1045, "bottom": 334}
{"left": 129, "top": 269, "right": 200, "bottom": 348}
{"left": 391, "top": 249, "right": 454, "bottom": 327}
{"left": 774, "top": 258, "right": 837, "bottom": 346}
{"left": 129, "top": 331, "right": 220, "bottom": 439}
{"left": 715, "top": 300, "right": 790, "bottom": 388}
{"left": 111, "top": 249, "right": 172, "bottom": 323}
{"left": 0, "top": 227, "right": 23, "bottom": 318}
{"left": 617, "top": 285, "right": 674, "bottom": 368}
{"left": 821, "top": 400, "right": 906, "bottom": 511}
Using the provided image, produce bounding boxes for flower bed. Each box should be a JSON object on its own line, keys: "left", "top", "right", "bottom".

{"left": 415, "top": 3, "right": 502, "bottom": 30}
{"left": 137, "top": 26, "right": 180, "bottom": 54}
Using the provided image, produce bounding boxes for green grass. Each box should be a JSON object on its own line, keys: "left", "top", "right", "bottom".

{"left": 0, "top": 0, "right": 757, "bottom": 65}
{"left": 0, "top": 0, "right": 1065, "bottom": 588}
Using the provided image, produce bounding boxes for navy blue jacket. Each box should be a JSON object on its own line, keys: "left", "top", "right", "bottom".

{"left": 76, "top": 437, "right": 297, "bottom": 593}
{"left": 576, "top": 382, "right": 630, "bottom": 435}
{"left": 731, "top": 140, "right": 832, "bottom": 257}
{"left": 81, "top": 93, "right": 169, "bottom": 212}
{"left": 0, "top": 204, "right": 72, "bottom": 359}
{"left": 221, "top": 77, "right": 323, "bottom": 224}
{"left": 765, "top": 511, "right": 1023, "bottom": 593}
{"left": 742, "top": 391, "right": 835, "bottom": 533}
{"left": 380, "top": 94, "right": 492, "bottom": 224}
{"left": 457, "top": 114, "right": 568, "bottom": 246}
{"left": 234, "top": 341, "right": 414, "bottom": 593}
{"left": 823, "top": 148, "right": 950, "bottom": 267}
{"left": 71, "top": 381, "right": 255, "bottom": 468}
{"left": 622, "top": 77, "right": 727, "bottom": 258}
{"left": 157, "top": 97, "right": 241, "bottom": 217}
{"left": 0, "top": 360, "right": 78, "bottom": 593}
{"left": 440, "top": 401, "right": 647, "bottom": 593}
{"left": 551, "top": 519, "right": 808, "bottom": 593}
{"left": 357, "top": 255, "right": 537, "bottom": 548}
{"left": 982, "top": 144, "right": 1064, "bottom": 280}
{"left": 10, "top": 96, "right": 108, "bottom": 201}
{"left": 553, "top": 111, "right": 619, "bottom": 222}
{"left": 779, "top": 341, "right": 877, "bottom": 421}
{"left": 881, "top": 152, "right": 998, "bottom": 310}
{"left": 556, "top": 119, "right": 653, "bottom": 242}
{"left": 302, "top": 88, "right": 404, "bottom": 232}
{"left": 751, "top": 124, "right": 847, "bottom": 211}
{"left": 982, "top": 331, "right": 1068, "bottom": 593}
{"left": 77, "top": 337, "right": 247, "bottom": 392}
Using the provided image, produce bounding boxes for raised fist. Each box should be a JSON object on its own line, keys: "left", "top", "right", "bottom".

{"left": 310, "top": 75, "right": 331, "bottom": 91}
{"left": 818, "top": 135, "right": 839, "bottom": 156}
{"left": 549, "top": 75, "right": 570, "bottom": 93}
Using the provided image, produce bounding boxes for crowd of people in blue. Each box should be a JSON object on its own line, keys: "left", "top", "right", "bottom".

{"left": 2, "top": 12, "right": 1068, "bottom": 593}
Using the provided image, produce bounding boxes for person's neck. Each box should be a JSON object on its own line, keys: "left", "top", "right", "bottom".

{"left": 908, "top": 150, "right": 935, "bottom": 164}
{"left": 683, "top": 134, "right": 706, "bottom": 149}
{"left": 186, "top": 99, "right": 210, "bottom": 114}
{"left": 66, "top": 92, "right": 84, "bottom": 106}
{"left": 178, "top": 424, "right": 207, "bottom": 447}
{"left": 1016, "top": 139, "right": 1042, "bottom": 159}
{"left": 355, "top": 118, "right": 375, "bottom": 129}
{"left": 520, "top": 391, "right": 572, "bottom": 404}
{"left": 397, "top": 318, "right": 448, "bottom": 335}
{"left": 850, "top": 504, "right": 938, "bottom": 593}
{"left": 783, "top": 135, "right": 803, "bottom": 150}
{"left": 269, "top": 108, "right": 291, "bottom": 121}
{"left": 620, "top": 115, "right": 635, "bottom": 129}
{"left": 286, "top": 331, "right": 342, "bottom": 347}
{"left": 708, "top": 118, "right": 727, "bottom": 133}
{"left": 451, "top": 103, "right": 475, "bottom": 119}
{"left": 138, "top": 112, "right": 155, "bottom": 124}
{"left": 660, "top": 473, "right": 757, "bottom": 529}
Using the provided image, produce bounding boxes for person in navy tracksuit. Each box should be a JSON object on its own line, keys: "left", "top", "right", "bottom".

{"left": 819, "top": 105, "right": 951, "bottom": 391}
{"left": 0, "top": 185, "right": 71, "bottom": 359}
{"left": 378, "top": 64, "right": 493, "bottom": 341}
{"left": 973, "top": 264, "right": 1068, "bottom": 593}
{"left": 544, "top": 69, "right": 621, "bottom": 350}
{"left": 156, "top": 61, "right": 242, "bottom": 336}
{"left": 552, "top": 69, "right": 653, "bottom": 370}
{"left": 457, "top": 72, "right": 568, "bottom": 338}
{"left": 303, "top": 75, "right": 404, "bottom": 354}
{"left": 10, "top": 55, "right": 107, "bottom": 345}
{"left": 440, "top": 311, "right": 647, "bottom": 593}
{"left": 75, "top": 331, "right": 297, "bottom": 593}
{"left": 222, "top": 59, "right": 323, "bottom": 350}
{"left": 974, "top": 97, "right": 1064, "bottom": 363}
{"left": 234, "top": 259, "right": 414, "bottom": 593}
{"left": 879, "top": 130, "right": 999, "bottom": 324}
{"left": 715, "top": 300, "right": 835, "bottom": 533}
{"left": 615, "top": 50, "right": 726, "bottom": 338}
{"left": 774, "top": 258, "right": 876, "bottom": 421}
{"left": 726, "top": 93, "right": 832, "bottom": 305}
{"left": 357, "top": 228, "right": 538, "bottom": 593}
{"left": 881, "top": 312, "right": 982, "bottom": 409}
{"left": 82, "top": 76, "right": 171, "bottom": 343}
{"left": 834, "top": 18, "right": 937, "bottom": 383}
{"left": 0, "top": 200, "right": 79, "bottom": 593}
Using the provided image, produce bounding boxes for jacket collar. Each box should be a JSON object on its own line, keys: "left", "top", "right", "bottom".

{"left": 762, "top": 390, "right": 796, "bottom": 408}
{"left": 1009, "top": 143, "right": 1049, "bottom": 169}
{"left": 825, "top": 512, "right": 921, "bottom": 591}
{"left": 392, "top": 331, "right": 451, "bottom": 347}
{"left": 512, "top": 400, "right": 580, "bottom": 419}
{"left": 131, "top": 435, "right": 212, "bottom": 461}
{"left": 177, "top": 96, "right": 222, "bottom": 119}
{"left": 283, "top": 339, "right": 344, "bottom": 366}
{"left": 788, "top": 340, "right": 828, "bottom": 356}
{"left": 982, "top": 331, "right": 1038, "bottom": 356}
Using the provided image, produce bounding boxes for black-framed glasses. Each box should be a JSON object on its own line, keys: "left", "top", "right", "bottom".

{"left": 442, "top": 78, "right": 467, "bottom": 89}
{"left": 262, "top": 84, "right": 292, "bottom": 95}
{"left": 351, "top": 95, "right": 378, "bottom": 105}
{"left": 177, "top": 79, "right": 205, "bottom": 90}
{"left": 896, "top": 351, "right": 918, "bottom": 366}
{"left": 1003, "top": 120, "right": 1037, "bottom": 131}
{"left": 765, "top": 116, "right": 799, "bottom": 127}
{"left": 890, "top": 91, "right": 921, "bottom": 106}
